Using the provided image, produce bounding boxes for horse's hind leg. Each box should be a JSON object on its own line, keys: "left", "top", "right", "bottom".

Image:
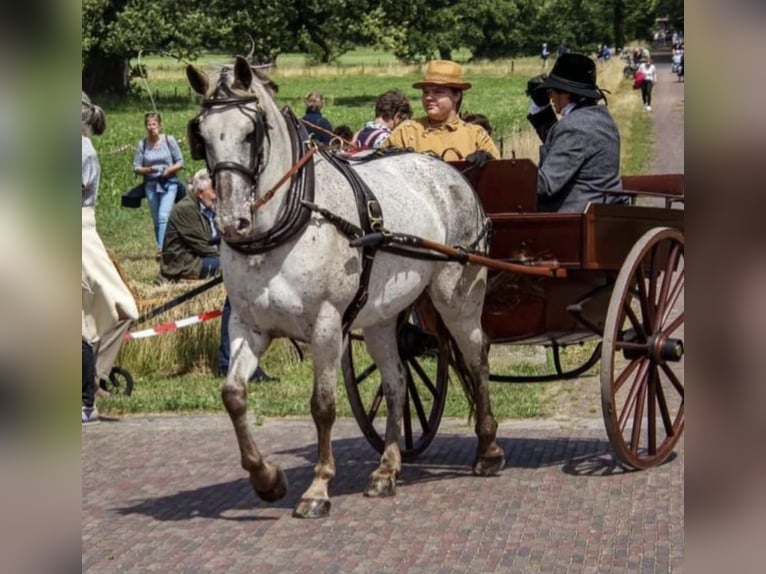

{"left": 222, "top": 312, "right": 287, "bottom": 503}
{"left": 430, "top": 270, "right": 505, "bottom": 476}
{"left": 362, "top": 319, "right": 405, "bottom": 497}
{"left": 293, "top": 304, "right": 342, "bottom": 519}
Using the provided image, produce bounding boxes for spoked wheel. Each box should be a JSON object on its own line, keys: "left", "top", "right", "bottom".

{"left": 341, "top": 314, "right": 449, "bottom": 461}
{"left": 601, "top": 228, "right": 684, "bottom": 469}
{"left": 100, "top": 366, "right": 134, "bottom": 397}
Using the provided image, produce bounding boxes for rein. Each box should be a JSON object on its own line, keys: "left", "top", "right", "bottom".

{"left": 252, "top": 147, "right": 318, "bottom": 211}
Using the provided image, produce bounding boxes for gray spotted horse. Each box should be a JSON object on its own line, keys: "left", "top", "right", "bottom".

{"left": 186, "top": 56, "right": 504, "bottom": 518}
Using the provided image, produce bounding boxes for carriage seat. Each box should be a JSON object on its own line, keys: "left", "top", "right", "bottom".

{"left": 449, "top": 158, "right": 538, "bottom": 214}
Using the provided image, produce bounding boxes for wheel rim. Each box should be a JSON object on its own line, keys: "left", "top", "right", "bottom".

{"left": 341, "top": 315, "right": 449, "bottom": 461}
{"left": 601, "top": 228, "right": 684, "bottom": 469}
{"left": 101, "top": 367, "right": 134, "bottom": 397}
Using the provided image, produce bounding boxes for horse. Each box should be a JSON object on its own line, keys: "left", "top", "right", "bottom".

{"left": 185, "top": 56, "right": 504, "bottom": 518}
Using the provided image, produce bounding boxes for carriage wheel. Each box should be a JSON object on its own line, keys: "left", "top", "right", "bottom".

{"left": 341, "top": 315, "right": 449, "bottom": 461}
{"left": 601, "top": 227, "right": 684, "bottom": 469}
{"left": 100, "top": 366, "right": 134, "bottom": 397}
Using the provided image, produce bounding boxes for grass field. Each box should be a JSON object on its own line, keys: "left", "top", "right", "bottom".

{"left": 93, "top": 49, "right": 653, "bottom": 420}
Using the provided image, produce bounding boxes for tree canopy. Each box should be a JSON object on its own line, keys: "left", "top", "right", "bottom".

{"left": 82, "top": 0, "right": 684, "bottom": 94}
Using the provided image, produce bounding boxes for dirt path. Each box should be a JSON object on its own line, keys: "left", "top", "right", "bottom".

{"left": 541, "top": 61, "right": 684, "bottom": 422}
{"left": 647, "top": 61, "right": 685, "bottom": 174}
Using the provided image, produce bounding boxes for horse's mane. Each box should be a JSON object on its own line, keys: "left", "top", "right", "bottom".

{"left": 206, "top": 65, "right": 276, "bottom": 101}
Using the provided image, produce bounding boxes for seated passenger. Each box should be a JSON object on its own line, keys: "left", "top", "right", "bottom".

{"left": 353, "top": 89, "right": 412, "bottom": 149}
{"left": 526, "top": 53, "right": 625, "bottom": 212}
{"left": 384, "top": 60, "right": 498, "bottom": 166}
{"left": 159, "top": 168, "right": 220, "bottom": 283}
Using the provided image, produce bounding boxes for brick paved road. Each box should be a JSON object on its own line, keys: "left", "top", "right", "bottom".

{"left": 83, "top": 416, "right": 683, "bottom": 573}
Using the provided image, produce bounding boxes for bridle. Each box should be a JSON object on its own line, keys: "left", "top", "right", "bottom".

{"left": 190, "top": 91, "right": 317, "bottom": 255}
{"left": 198, "top": 95, "right": 268, "bottom": 198}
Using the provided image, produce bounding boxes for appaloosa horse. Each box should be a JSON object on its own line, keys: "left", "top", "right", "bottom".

{"left": 186, "top": 56, "right": 504, "bottom": 518}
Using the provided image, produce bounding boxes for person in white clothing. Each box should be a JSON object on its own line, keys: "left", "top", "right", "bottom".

{"left": 82, "top": 92, "right": 139, "bottom": 423}
{"left": 637, "top": 57, "right": 657, "bottom": 111}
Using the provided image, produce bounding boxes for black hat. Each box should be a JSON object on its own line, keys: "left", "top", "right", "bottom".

{"left": 541, "top": 54, "right": 603, "bottom": 100}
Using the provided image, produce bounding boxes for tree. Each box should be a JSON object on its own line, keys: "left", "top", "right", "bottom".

{"left": 82, "top": 0, "right": 215, "bottom": 94}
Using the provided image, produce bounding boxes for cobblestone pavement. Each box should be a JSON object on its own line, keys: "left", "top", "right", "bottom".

{"left": 83, "top": 416, "right": 683, "bottom": 573}
{"left": 83, "top": 64, "right": 685, "bottom": 574}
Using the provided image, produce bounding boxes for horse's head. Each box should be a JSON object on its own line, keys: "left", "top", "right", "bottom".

{"left": 186, "top": 56, "right": 281, "bottom": 240}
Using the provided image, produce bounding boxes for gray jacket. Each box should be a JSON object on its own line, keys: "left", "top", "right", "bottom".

{"left": 528, "top": 103, "right": 624, "bottom": 213}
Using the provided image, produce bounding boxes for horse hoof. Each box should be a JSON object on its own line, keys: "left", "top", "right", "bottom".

{"left": 473, "top": 454, "right": 505, "bottom": 477}
{"left": 292, "top": 498, "right": 331, "bottom": 519}
{"left": 253, "top": 467, "right": 289, "bottom": 502}
{"left": 364, "top": 475, "right": 397, "bottom": 498}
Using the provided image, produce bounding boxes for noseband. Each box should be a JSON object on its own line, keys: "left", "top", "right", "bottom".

{"left": 199, "top": 95, "right": 268, "bottom": 191}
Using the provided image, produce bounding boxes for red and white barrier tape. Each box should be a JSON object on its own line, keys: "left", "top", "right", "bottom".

{"left": 124, "top": 309, "right": 222, "bottom": 340}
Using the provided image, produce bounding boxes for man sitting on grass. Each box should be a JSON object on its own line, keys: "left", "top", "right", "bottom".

{"left": 158, "top": 168, "right": 220, "bottom": 284}
{"left": 158, "top": 169, "right": 277, "bottom": 382}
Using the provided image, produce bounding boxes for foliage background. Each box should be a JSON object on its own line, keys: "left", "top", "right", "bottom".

{"left": 82, "top": 0, "right": 684, "bottom": 93}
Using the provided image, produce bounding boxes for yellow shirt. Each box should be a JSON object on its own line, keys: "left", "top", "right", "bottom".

{"left": 384, "top": 117, "right": 499, "bottom": 161}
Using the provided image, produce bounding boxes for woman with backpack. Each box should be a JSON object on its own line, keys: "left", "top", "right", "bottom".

{"left": 133, "top": 112, "right": 185, "bottom": 259}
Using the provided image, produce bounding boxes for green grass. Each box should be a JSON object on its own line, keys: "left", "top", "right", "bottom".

{"left": 95, "top": 48, "right": 654, "bottom": 420}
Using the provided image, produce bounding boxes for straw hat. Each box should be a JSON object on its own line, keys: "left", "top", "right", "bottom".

{"left": 413, "top": 60, "right": 472, "bottom": 90}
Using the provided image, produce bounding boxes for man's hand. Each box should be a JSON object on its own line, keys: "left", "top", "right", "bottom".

{"left": 526, "top": 75, "right": 550, "bottom": 107}
{"left": 465, "top": 150, "right": 494, "bottom": 169}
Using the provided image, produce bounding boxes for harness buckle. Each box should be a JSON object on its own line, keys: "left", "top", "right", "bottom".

{"left": 367, "top": 200, "right": 384, "bottom": 232}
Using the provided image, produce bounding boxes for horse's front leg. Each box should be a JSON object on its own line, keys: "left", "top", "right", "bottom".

{"left": 222, "top": 312, "right": 287, "bottom": 503}
{"left": 293, "top": 304, "right": 342, "bottom": 519}
{"left": 361, "top": 320, "right": 405, "bottom": 497}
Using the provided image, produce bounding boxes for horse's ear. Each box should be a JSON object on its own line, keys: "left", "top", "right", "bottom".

{"left": 234, "top": 56, "right": 253, "bottom": 89}
{"left": 186, "top": 65, "right": 209, "bottom": 96}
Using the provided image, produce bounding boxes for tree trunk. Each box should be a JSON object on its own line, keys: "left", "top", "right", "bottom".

{"left": 613, "top": 0, "right": 626, "bottom": 49}
{"left": 438, "top": 46, "right": 452, "bottom": 61}
{"left": 82, "top": 52, "right": 130, "bottom": 95}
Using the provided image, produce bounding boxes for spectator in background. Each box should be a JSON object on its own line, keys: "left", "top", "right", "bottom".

{"left": 332, "top": 125, "right": 354, "bottom": 144}
{"left": 558, "top": 41, "right": 569, "bottom": 57}
{"left": 302, "top": 91, "right": 333, "bottom": 144}
{"left": 132, "top": 112, "right": 185, "bottom": 259}
{"left": 353, "top": 89, "right": 412, "bottom": 149}
{"left": 541, "top": 42, "right": 551, "bottom": 70}
{"left": 637, "top": 56, "right": 657, "bottom": 111}
{"left": 82, "top": 92, "right": 139, "bottom": 423}
{"left": 384, "top": 60, "right": 499, "bottom": 165}
{"left": 158, "top": 169, "right": 220, "bottom": 284}
{"left": 461, "top": 112, "right": 494, "bottom": 137}
{"left": 525, "top": 54, "right": 624, "bottom": 212}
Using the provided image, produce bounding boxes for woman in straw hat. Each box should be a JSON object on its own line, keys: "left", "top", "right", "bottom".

{"left": 525, "top": 53, "right": 625, "bottom": 213}
{"left": 384, "top": 60, "right": 498, "bottom": 164}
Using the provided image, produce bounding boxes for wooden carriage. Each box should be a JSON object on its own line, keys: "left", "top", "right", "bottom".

{"left": 342, "top": 159, "right": 685, "bottom": 470}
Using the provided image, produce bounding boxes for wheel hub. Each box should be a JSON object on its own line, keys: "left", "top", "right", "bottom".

{"left": 653, "top": 336, "right": 684, "bottom": 362}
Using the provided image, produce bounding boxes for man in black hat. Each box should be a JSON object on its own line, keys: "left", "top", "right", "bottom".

{"left": 525, "top": 53, "right": 625, "bottom": 212}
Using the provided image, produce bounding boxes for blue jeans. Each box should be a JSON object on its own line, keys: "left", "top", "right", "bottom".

{"left": 200, "top": 255, "right": 220, "bottom": 278}
{"left": 218, "top": 297, "right": 231, "bottom": 376}
{"left": 145, "top": 180, "right": 177, "bottom": 249}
